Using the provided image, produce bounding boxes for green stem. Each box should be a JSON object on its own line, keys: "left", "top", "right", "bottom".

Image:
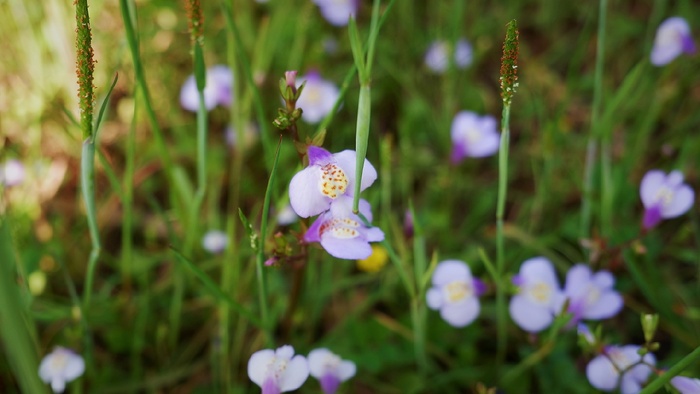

{"left": 581, "top": 0, "right": 608, "bottom": 245}
{"left": 640, "top": 345, "right": 700, "bottom": 393}
{"left": 352, "top": 83, "right": 371, "bottom": 213}
{"left": 496, "top": 103, "right": 511, "bottom": 366}
{"left": 81, "top": 139, "right": 101, "bottom": 309}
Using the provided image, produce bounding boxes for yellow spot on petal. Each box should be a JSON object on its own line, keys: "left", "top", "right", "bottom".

{"left": 357, "top": 245, "right": 388, "bottom": 273}
{"left": 318, "top": 163, "right": 348, "bottom": 199}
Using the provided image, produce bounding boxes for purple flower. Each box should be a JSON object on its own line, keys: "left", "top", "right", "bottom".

{"left": 295, "top": 72, "right": 340, "bottom": 124}
{"left": 248, "top": 345, "right": 309, "bottom": 394}
{"left": 304, "top": 196, "right": 384, "bottom": 260}
{"left": 313, "top": 0, "right": 358, "bottom": 27}
{"left": 509, "top": 257, "right": 565, "bottom": 333}
{"left": 651, "top": 17, "right": 696, "bottom": 66}
{"left": 563, "top": 264, "right": 623, "bottom": 324}
{"left": 578, "top": 323, "right": 596, "bottom": 346}
{"left": 180, "top": 65, "right": 233, "bottom": 112}
{"left": 308, "top": 348, "right": 356, "bottom": 394}
{"left": 586, "top": 345, "right": 655, "bottom": 394}
{"left": 1, "top": 159, "right": 26, "bottom": 187}
{"left": 640, "top": 170, "right": 694, "bottom": 229}
{"left": 671, "top": 376, "right": 700, "bottom": 394}
{"left": 38, "top": 347, "right": 85, "bottom": 393}
{"left": 202, "top": 230, "right": 228, "bottom": 254}
{"left": 289, "top": 146, "right": 377, "bottom": 218}
{"left": 424, "top": 39, "right": 473, "bottom": 73}
{"left": 426, "top": 260, "right": 482, "bottom": 327}
{"left": 450, "top": 111, "right": 500, "bottom": 163}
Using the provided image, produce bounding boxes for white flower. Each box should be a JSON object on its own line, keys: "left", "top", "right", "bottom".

{"left": 308, "top": 348, "right": 356, "bottom": 394}
{"left": 38, "top": 347, "right": 85, "bottom": 393}
{"left": 426, "top": 260, "right": 482, "bottom": 327}
{"left": 202, "top": 230, "right": 228, "bottom": 254}
{"left": 1, "top": 159, "right": 26, "bottom": 187}
{"left": 248, "top": 345, "right": 309, "bottom": 393}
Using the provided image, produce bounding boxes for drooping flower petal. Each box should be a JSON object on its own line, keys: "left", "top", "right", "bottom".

{"left": 509, "top": 295, "right": 554, "bottom": 332}
{"left": 671, "top": 376, "right": 700, "bottom": 394}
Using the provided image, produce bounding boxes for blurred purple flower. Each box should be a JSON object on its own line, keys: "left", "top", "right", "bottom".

{"left": 248, "top": 345, "right": 309, "bottom": 394}
{"left": 651, "top": 17, "right": 696, "bottom": 66}
{"left": 295, "top": 72, "right": 340, "bottom": 124}
{"left": 289, "top": 146, "right": 376, "bottom": 218}
{"left": 180, "top": 65, "right": 233, "bottom": 112}
{"left": 308, "top": 348, "right": 356, "bottom": 394}
{"left": 640, "top": 170, "right": 694, "bottom": 229}
{"left": 563, "top": 264, "right": 623, "bottom": 324}
{"left": 202, "top": 230, "right": 228, "bottom": 254}
{"left": 450, "top": 111, "right": 500, "bottom": 163}
{"left": 304, "top": 196, "right": 384, "bottom": 260}
{"left": 426, "top": 260, "right": 483, "bottom": 328}
{"left": 424, "top": 39, "right": 473, "bottom": 73}
{"left": 671, "top": 376, "right": 700, "bottom": 394}
{"left": 509, "top": 257, "right": 565, "bottom": 333}
{"left": 1, "top": 159, "right": 26, "bottom": 187}
{"left": 39, "top": 347, "right": 85, "bottom": 393}
{"left": 313, "top": 0, "right": 358, "bottom": 27}
{"left": 586, "top": 345, "right": 655, "bottom": 394}
{"left": 578, "top": 323, "right": 596, "bottom": 346}
{"left": 277, "top": 204, "right": 298, "bottom": 226}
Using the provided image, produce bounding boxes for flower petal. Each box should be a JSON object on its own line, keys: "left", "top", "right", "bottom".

{"left": 278, "top": 354, "right": 309, "bottom": 391}
{"left": 662, "top": 184, "right": 694, "bottom": 218}
{"left": 440, "top": 297, "right": 479, "bottom": 327}
{"left": 248, "top": 349, "right": 276, "bottom": 387}
{"left": 564, "top": 264, "right": 592, "bottom": 298}
{"left": 520, "top": 257, "right": 560, "bottom": 288}
{"left": 336, "top": 360, "right": 356, "bottom": 381}
{"left": 640, "top": 170, "right": 667, "bottom": 208}
{"left": 432, "top": 260, "right": 471, "bottom": 287}
{"left": 307, "top": 146, "right": 334, "bottom": 167}
{"left": 308, "top": 348, "right": 332, "bottom": 378}
{"left": 320, "top": 235, "right": 372, "bottom": 260}
{"left": 289, "top": 166, "right": 330, "bottom": 218}
{"left": 333, "top": 150, "right": 377, "bottom": 194}
{"left": 586, "top": 354, "right": 618, "bottom": 391}
{"left": 671, "top": 376, "right": 700, "bottom": 394}
{"left": 426, "top": 288, "right": 443, "bottom": 310}
{"left": 582, "top": 291, "right": 623, "bottom": 320}
{"left": 509, "top": 295, "right": 553, "bottom": 332}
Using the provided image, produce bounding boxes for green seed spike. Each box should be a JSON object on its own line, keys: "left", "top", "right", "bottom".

{"left": 75, "top": 0, "right": 95, "bottom": 140}
{"left": 500, "top": 20, "right": 519, "bottom": 106}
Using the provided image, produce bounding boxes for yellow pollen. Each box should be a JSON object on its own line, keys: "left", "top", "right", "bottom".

{"left": 654, "top": 187, "right": 675, "bottom": 207}
{"left": 318, "top": 164, "right": 348, "bottom": 199}
{"left": 528, "top": 282, "right": 552, "bottom": 304}
{"left": 444, "top": 280, "right": 472, "bottom": 303}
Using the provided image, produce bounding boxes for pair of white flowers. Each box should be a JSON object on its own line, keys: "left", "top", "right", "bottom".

{"left": 248, "top": 346, "right": 355, "bottom": 394}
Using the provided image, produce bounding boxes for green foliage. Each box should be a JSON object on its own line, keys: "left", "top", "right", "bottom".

{"left": 1, "top": 0, "right": 699, "bottom": 392}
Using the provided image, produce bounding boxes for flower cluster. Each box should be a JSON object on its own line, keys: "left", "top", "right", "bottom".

{"left": 313, "top": 0, "right": 358, "bottom": 27}
{"left": 179, "top": 65, "right": 233, "bottom": 112}
{"left": 248, "top": 345, "right": 355, "bottom": 394}
{"left": 424, "top": 38, "right": 473, "bottom": 73}
{"left": 509, "top": 257, "right": 623, "bottom": 332}
{"left": 289, "top": 146, "right": 383, "bottom": 260}
{"left": 426, "top": 260, "right": 486, "bottom": 327}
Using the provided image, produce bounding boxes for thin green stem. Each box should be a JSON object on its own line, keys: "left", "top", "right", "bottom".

{"left": 640, "top": 345, "right": 700, "bottom": 393}
{"left": 581, "top": 0, "right": 608, "bottom": 245}
{"left": 496, "top": 103, "right": 511, "bottom": 366}
{"left": 81, "top": 139, "right": 101, "bottom": 309}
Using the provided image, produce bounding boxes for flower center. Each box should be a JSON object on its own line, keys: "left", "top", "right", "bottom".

{"left": 49, "top": 352, "right": 69, "bottom": 371}
{"left": 266, "top": 356, "right": 289, "bottom": 382}
{"left": 320, "top": 218, "right": 360, "bottom": 239}
{"left": 444, "top": 280, "right": 472, "bottom": 303}
{"left": 585, "top": 285, "right": 601, "bottom": 306}
{"left": 464, "top": 126, "right": 483, "bottom": 145}
{"left": 653, "top": 186, "right": 675, "bottom": 207}
{"left": 527, "top": 282, "right": 552, "bottom": 305}
{"left": 319, "top": 163, "right": 348, "bottom": 199}
{"left": 607, "top": 348, "right": 633, "bottom": 372}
